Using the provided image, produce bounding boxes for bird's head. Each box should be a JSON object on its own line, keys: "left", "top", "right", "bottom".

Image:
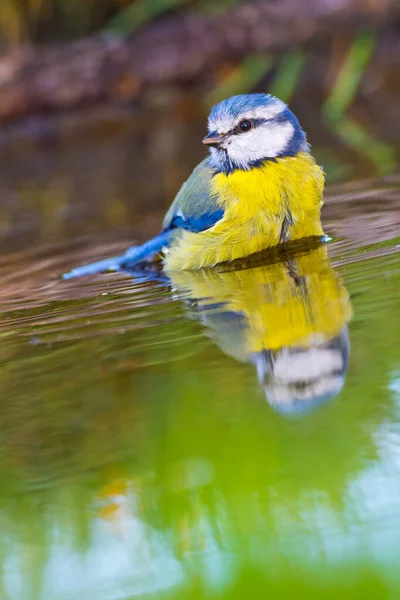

{"left": 203, "top": 93, "right": 309, "bottom": 173}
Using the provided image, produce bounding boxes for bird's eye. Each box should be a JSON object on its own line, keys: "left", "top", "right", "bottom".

{"left": 239, "top": 119, "right": 252, "bottom": 132}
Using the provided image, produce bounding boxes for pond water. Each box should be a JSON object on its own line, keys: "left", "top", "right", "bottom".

{"left": 0, "top": 113, "right": 398, "bottom": 599}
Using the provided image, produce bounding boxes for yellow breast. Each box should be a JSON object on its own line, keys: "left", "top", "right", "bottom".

{"left": 164, "top": 152, "right": 324, "bottom": 271}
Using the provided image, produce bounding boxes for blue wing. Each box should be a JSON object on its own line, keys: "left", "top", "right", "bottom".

{"left": 163, "top": 157, "right": 224, "bottom": 233}
{"left": 168, "top": 209, "right": 224, "bottom": 233}
{"left": 63, "top": 158, "right": 223, "bottom": 279}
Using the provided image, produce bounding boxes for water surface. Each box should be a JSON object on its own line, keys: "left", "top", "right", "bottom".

{"left": 0, "top": 136, "right": 398, "bottom": 599}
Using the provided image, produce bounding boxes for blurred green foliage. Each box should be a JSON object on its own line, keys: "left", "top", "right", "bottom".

{"left": 323, "top": 32, "right": 396, "bottom": 175}
{"left": 104, "top": 0, "right": 192, "bottom": 35}
{"left": 206, "top": 54, "right": 272, "bottom": 106}
{"left": 0, "top": 0, "right": 239, "bottom": 43}
{"left": 269, "top": 50, "right": 306, "bottom": 104}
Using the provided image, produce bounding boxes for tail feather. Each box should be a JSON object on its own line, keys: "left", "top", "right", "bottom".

{"left": 63, "top": 230, "right": 172, "bottom": 280}
{"left": 62, "top": 256, "right": 124, "bottom": 279}
{"left": 121, "top": 230, "right": 172, "bottom": 264}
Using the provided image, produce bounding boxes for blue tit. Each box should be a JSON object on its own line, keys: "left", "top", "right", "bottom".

{"left": 64, "top": 93, "right": 324, "bottom": 279}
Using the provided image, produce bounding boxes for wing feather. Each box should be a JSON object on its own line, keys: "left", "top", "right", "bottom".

{"left": 163, "top": 158, "right": 224, "bottom": 233}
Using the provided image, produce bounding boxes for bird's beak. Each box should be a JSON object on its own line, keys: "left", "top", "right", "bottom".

{"left": 202, "top": 131, "right": 224, "bottom": 147}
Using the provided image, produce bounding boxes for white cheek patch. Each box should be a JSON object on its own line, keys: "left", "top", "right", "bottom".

{"left": 226, "top": 121, "right": 295, "bottom": 168}
{"left": 273, "top": 348, "right": 344, "bottom": 383}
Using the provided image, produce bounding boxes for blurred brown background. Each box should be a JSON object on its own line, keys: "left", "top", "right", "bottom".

{"left": 0, "top": 0, "right": 399, "bottom": 255}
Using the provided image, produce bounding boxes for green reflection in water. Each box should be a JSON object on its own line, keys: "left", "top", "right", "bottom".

{"left": 0, "top": 243, "right": 398, "bottom": 598}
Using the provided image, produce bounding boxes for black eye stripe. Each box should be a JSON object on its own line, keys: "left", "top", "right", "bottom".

{"left": 223, "top": 114, "right": 288, "bottom": 137}
{"left": 230, "top": 118, "right": 271, "bottom": 135}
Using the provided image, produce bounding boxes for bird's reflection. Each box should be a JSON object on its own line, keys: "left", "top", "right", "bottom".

{"left": 167, "top": 242, "right": 352, "bottom": 413}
